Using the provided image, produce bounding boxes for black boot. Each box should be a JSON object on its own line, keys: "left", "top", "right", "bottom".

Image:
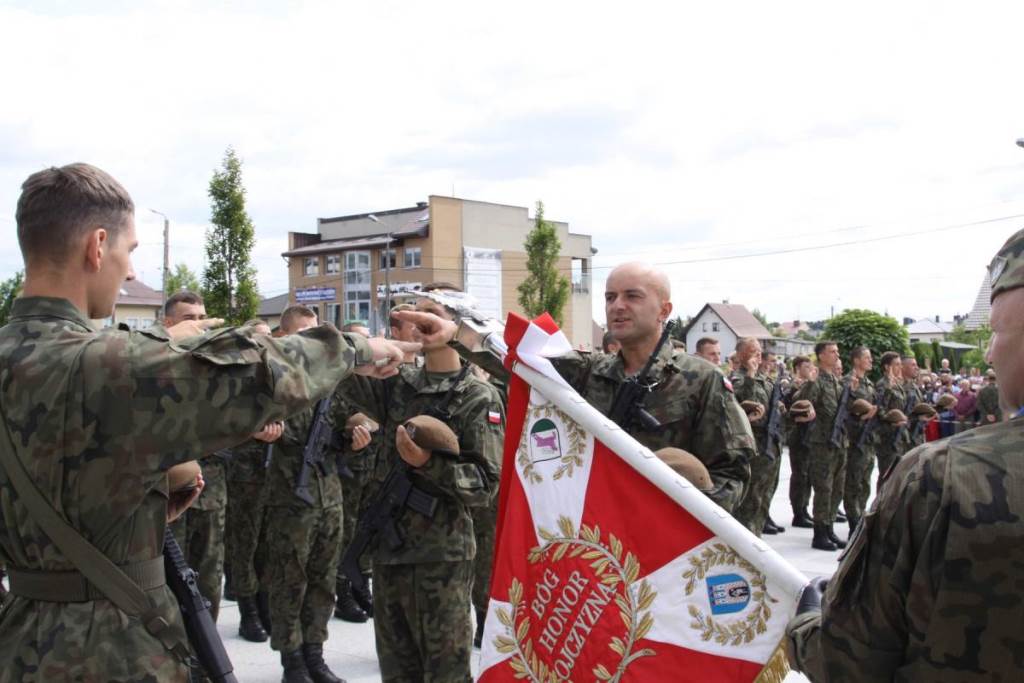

{"left": 792, "top": 510, "right": 814, "bottom": 528}
{"left": 827, "top": 524, "right": 848, "bottom": 549}
{"left": 761, "top": 520, "right": 779, "bottom": 535}
{"left": 334, "top": 578, "right": 368, "bottom": 623}
{"left": 281, "top": 649, "right": 314, "bottom": 683}
{"left": 473, "top": 608, "right": 487, "bottom": 649}
{"left": 767, "top": 515, "right": 785, "bottom": 533}
{"left": 258, "top": 590, "right": 273, "bottom": 633}
{"left": 222, "top": 564, "right": 236, "bottom": 602}
{"left": 351, "top": 575, "right": 373, "bottom": 618}
{"left": 848, "top": 515, "right": 861, "bottom": 541}
{"left": 302, "top": 643, "right": 346, "bottom": 683}
{"left": 811, "top": 524, "right": 838, "bottom": 551}
{"left": 238, "top": 595, "right": 269, "bottom": 642}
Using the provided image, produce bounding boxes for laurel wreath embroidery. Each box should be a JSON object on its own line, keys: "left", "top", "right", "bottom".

{"left": 517, "top": 402, "right": 588, "bottom": 484}
{"left": 492, "top": 516, "right": 657, "bottom": 682}
{"left": 682, "top": 543, "right": 777, "bottom": 646}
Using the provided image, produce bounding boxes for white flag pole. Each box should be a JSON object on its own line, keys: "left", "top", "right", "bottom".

{"left": 487, "top": 334, "right": 809, "bottom": 599}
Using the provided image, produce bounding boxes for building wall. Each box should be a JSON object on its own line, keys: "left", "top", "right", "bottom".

{"left": 427, "top": 196, "right": 464, "bottom": 290}
{"left": 112, "top": 303, "right": 161, "bottom": 329}
{"left": 686, "top": 309, "right": 738, "bottom": 358}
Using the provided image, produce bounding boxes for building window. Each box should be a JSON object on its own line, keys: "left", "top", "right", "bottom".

{"left": 124, "top": 317, "right": 139, "bottom": 329}
{"left": 571, "top": 258, "right": 590, "bottom": 293}
{"left": 345, "top": 251, "right": 371, "bottom": 324}
{"left": 380, "top": 249, "right": 396, "bottom": 270}
{"left": 404, "top": 247, "right": 422, "bottom": 268}
{"left": 140, "top": 318, "right": 155, "bottom": 329}
{"left": 712, "top": 322, "right": 720, "bottom": 332}
{"left": 326, "top": 254, "right": 341, "bottom": 274}
{"left": 702, "top": 322, "right": 708, "bottom": 332}
{"left": 304, "top": 256, "right": 320, "bottom": 276}
{"left": 326, "top": 302, "right": 341, "bottom": 327}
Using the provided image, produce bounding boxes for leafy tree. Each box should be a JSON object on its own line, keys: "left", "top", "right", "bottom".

{"left": 668, "top": 314, "right": 688, "bottom": 342}
{"left": 751, "top": 307, "right": 771, "bottom": 330}
{"left": 822, "top": 308, "right": 909, "bottom": 380}
{"left": 517, "top": 201, "right": 570, "bottom": 325}
{"left": 0, "top": 270, "right": 23, "bottom": 327}
{"left": 165, "top": 263, "right": 201, "bottom": 297}
{"left": 202, "top": 147, "right": 259, "bottom": 325}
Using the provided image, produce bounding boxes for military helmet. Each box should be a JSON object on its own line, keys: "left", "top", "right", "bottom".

{"left": 882, "top": 409, "right": 908, "bottom": 424}
{"left": 936, "top": 394, "right": 957, "bottom": 410}
{"left": 403, "top": 415, "right": 460, "bottom": 456}
{"left": 654, "top": 447, "right": 713, "bottom": 491}
{"left": 989, "top": 227, "right": 1024, "bottom": 302}
{"left": 849, "top": 398, "right": 874, "bottom": 416}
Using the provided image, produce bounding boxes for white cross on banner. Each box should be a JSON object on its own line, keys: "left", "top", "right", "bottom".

{"left": 477, "top": 313, "right": 808, "bottom": 683}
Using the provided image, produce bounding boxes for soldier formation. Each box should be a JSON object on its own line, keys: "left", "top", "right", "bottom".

{"left": 0, "top": 163, "right": 1021, "bottom": 683}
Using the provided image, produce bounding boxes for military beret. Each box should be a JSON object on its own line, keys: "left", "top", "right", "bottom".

{"left": 403, "top": 415, "right": 460, "bottom": 456}
{"left": 882, "top": 409, "right": 908, "bottom": 424}
{"left": 985, "top": 368, "right": 997, "bottom": 379}
{"left": 989, "top": 227, "right": 1024, "bottom": 302}
{"left": 936, "top": 393, "right": 957, "bottom": 410}
{"left": 345, "top": 412, "right": 380, "bottom": 436}
{"left": 849, "top": 398, "right": 874, "bottom": 416}
{"left": 789, "top": 399, "right": 813, "bottom": 418}
{"left": 910, "top": 402, "right": 937, "bottom": 418}
{"left": 654, "top": 447, "right": 713, "bottom": 491}
{"left": 739, "top": 400, "right": 762, "bottom": 416}
{"left": 167, "top": 460, "right": 201, "bottom": 492}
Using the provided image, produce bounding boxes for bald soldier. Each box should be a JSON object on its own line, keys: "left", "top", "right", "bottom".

{"left": 399, "top": 262, "right": 754, "bottom": 512}
{"left": 787, "top": 227, "right": 1024, "bottom": 681}
{"left": 0, "top": 163, "right": 418, "bottom": 682}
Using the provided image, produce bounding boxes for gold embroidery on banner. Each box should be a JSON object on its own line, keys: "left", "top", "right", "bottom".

{"left": 517, "top": 401, "right": 588, "bottom": 485}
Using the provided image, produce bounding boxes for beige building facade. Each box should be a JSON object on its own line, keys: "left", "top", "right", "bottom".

{"left": 283, "top": 196, "right": 595, "bottom": 346}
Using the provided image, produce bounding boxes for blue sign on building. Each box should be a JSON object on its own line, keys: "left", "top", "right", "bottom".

{"left": 295, "top": 287, "right": 337, "bottom": 303}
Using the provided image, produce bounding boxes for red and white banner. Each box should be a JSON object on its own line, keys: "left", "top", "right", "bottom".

{"left": 477, "top": 313, "right": 806, "bottom": 683}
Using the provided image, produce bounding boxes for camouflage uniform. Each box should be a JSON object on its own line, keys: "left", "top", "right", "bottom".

{"left": 342, "top": 365, "right": 504, "bottom": 683}
{"left": 0, "top": 297, "right": 369, "bottom": 683}
{"left": 263, "top": 399, "right": 345, "bottom": 653}
{"left": 873, "top": 375, "right": 907, "bottom": 489}
{"left": 794, "top": 370, "right": 847, "bottom": 526}
{"left": 730, "top": 368, "right": 778, "bottom": 534}
{"left": 842, "top": 373, "right": 875, "bottom": 526}
{"left": 976, "top": 382, "right": 1002, "bottom": 425}
{"left": 472, "top": 376, "right": 506, "bottom": 626}
{"left": 169, "top": 451, "right": 227, "bottom": 621}
{"left": 785, "top": 382, "right": 812, "bottom": 520}
{"left": 224, "top": 438, "right": 272, "bottom": 599}
{"left": 902, "top": 380, "right": 927, "bottom": 450}
{"left": 787, "top": 416, "right": 1024, "bottom": 681}
{"left": 333, "top": 392, "right": 378, "bottom": 578}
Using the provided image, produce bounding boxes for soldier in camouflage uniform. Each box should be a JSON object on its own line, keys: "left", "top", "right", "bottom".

{"left": 730, "top": 338, "right": 775, "bottom": 535}
{"left": 787, "top": 226, "right": 1024, "bottom": 682}
{"left": 785, "top": 357, "right": 815, "bottom": 527}
{"left": 901, "top": 356, "right": 928, "bottom": 449}
{"left": 414, "top": 263, "right": 754, "bottom": 512}
{"left": 0, "top": 163, "right": 415, "bottom": 683}
{"left": 472, "top": 371, "right": 506, "bottom": 648}
{"left": 874, "top": 351, "right": 908, "bottom": 491}
{"left": 976, "top": 369, "right": 1002, "bottom": 425}
{"left": 841, "top": 346, "right": 877, "bottom": 536}
{"left": 794, "top": 341, "right": 848, "bottom": 552}
{"left": 342, "top": 288, "right": 504, "bottom": 683}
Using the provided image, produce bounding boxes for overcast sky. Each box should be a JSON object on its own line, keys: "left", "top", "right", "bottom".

{"left": 2, "top": 0, "right": 1023, "bottom": 325}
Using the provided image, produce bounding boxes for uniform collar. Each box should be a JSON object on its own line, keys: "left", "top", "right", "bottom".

{"left": 9, "top": 296, "right": 95, "bottom": 332}
{"left": 594, "top": 341, "right": 677, "bottom": 381}
{"left": 400, "top": 363, "right": 467, "bottom": 394}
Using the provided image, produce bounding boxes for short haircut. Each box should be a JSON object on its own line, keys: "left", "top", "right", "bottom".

{"left": 601, "top": 331, "right": 617, "bottom": 353}
{"left": 901, "top": 355, "right": 918, "bottom": 363}
{"left": 735, "top": 337, "right": 756, "bottom": 352}
{"left": 695, "top": 337, "right": 719, "bottom": 353}
{"left": 814, "top": 340, "right": 837, "bottom": 356}
{"left": 164, "top": 290, "right": 204, "bottom": 316}
{"left": 421, "top": 282, "right": 461, "bottom": 293}
{"left": 280, "top": 304, "right": 317, "bottom": 332}
{"left": 342, "top": 321, "right": 369, "bottom": 333}
{"left": 880, "top": 351, "right": 901, "bottom": 369}
{"left": 389, "top": 303, "right": 414, "bottom": 326}
{"left": 792, "top": 355, "right": 810, "bottom": 371}
{"left": 16, "top": 163, "right": 134, "bottom": 266}
{"left": 850, "top": 345, "right": 870, "bottom": 361}
{"left": 242, "top": 318, "right": 265, "bottom": 327}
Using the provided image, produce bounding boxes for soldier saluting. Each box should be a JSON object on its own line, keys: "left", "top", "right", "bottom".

{"left": 0, "top": 163, "right": 417, "bottom": 682}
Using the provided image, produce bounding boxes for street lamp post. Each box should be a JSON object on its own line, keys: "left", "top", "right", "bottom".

{"left": 149, "top": 209, "right": 170, "bottom": 311}
{"left": 367, "top": 214, "right": 392, "bottom": 337}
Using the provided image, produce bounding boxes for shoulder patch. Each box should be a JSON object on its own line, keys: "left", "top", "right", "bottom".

{"left": 488, "top": 410, "right": 502, "bottom": 425}
{"left": 722, "top": 375, "right": 734, "bottom": 393}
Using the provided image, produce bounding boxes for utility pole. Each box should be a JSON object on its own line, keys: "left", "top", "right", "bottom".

{"left": 150, "top": 209, "right": 170, "bottom": 310}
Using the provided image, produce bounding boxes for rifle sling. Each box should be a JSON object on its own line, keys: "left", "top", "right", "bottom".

{"left": 0, "top": 406, "right": 189, "bottom": 661}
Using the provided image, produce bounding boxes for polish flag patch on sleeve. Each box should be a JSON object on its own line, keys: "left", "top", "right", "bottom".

{"left": 722, "top": 375, "right": 734, "bottom": 393}
{"left": 488, "top": 410, "right": 502, "bottom": 424}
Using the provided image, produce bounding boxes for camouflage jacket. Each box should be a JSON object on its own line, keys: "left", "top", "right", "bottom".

{"left": 263, "top": 397, "right": 345, "bottom": 509}
{"left": 874, "top": 375, "right": 907, "bottom": 452}
{"left": 793, "top": 368, "right": 848, "bottom": 447}
{"left": 330, "top": 389, "right": 378, "bottom": 473}
{"left": 787, "top": 416, "right": 1024, "bottom": 681}
{"left": 0, "top": 297, "right": 370, "bottom": 682}
{"left": 340, "top": 364, "right": 504, "bottom": 564}
{"left": 190, "top": 452, "right": 228, "bottom": 511}
{"left": 843, "top": 372, "right": 875, "bottom": 448}
{"left": 225, "top": 437, "right": 273, "bottom": 484}
{"left": 976, "top": 384, "right": 1002, "bottom": 423}
{"left": 729, "top": 367, "right": 771, "bottom": 454}
{"left": 903, "top": 380, "right": 927, "bottom": 447}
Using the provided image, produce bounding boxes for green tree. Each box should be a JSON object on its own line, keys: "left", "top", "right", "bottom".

{"left": 517, "top": 201, "right": 570, "bottom": 325}
{"left": 202, "top": 147, "right": 259, "bottom": 324}
{"left": 751, "top": 307, "right": 771, "bottom": 330}
{"left": 0, "top": 270, "right": 24, "bottom": 327}
{"left": 822, "top": 308, "right": 909, "bottom": 380}
{"left": 165, "top": 263, "right": 201, "bottom": 297}
{"left": 668, "top": 314, "right": 688, "bottom": 342}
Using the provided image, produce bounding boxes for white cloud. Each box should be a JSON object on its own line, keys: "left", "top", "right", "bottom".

{"left": 1, "top": 0, "right": 1023, "bottom": 327}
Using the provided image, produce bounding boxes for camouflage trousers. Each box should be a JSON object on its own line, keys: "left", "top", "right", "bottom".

{"left": 788, "top": 441, "right": 812, "bottom": 515}
{"left": 842, "top": 443, "right": 875, "bottom": 521}
{"left": 876, "top": 445, "right": 902, "bottom": 492}
{"left": 471, "top": 497, "right": 498, "bottom": 614}
{"left": 170, "top": 505, "right": 226, "bottom": 622}
{"left": 734, "top": 452, "right": 783, "bottom": 535}
{"left": 339, "top": 467, "right": 373, "bottom": 576}
{"left": 265, "top": 503, "right": 343, "bottom": 652}
{"left": 373, "top": 560, "right": 474, "bottom": 683}
{"left": 225, "top": 479, "right": 269, "bottom": 597}
{"left": 809, "top": 444, "right": 846, "bottom": 525}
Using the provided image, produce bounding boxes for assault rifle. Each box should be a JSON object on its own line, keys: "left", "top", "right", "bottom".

{"left": 761, "top": 372, "right": 787, "bottom": 459}
{"left": 828, "top": 377, "right": 852, "bottom": 448}
{"left": 341, "top": 366, "right": 472, "bottom": 593}
{"left": 163, "top": 528, "right": 237, "bottom": 683}
{"left": 607, "top": 320, "right": 676, "bottom": 431}
{"left": 295, "top": 397, "right": 333, "bottom": 506}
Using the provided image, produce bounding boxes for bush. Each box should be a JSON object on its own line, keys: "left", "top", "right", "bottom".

{"left": 822, "top": 308, "right": 910, "bottom": 380}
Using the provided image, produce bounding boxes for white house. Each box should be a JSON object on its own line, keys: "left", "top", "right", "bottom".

{"left": 905, "top": 318, "right": 953, "bottom": 344}
{"left": 682, "top": 303, "right": 770, "bottom": 359}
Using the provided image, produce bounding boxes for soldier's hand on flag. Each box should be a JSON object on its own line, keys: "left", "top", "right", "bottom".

{"left": 357, "top": 337, "right": 421, "bottom": 378}
{"left": 253, "top": 421, "right": 284, "bottom": 442}
{"left": 351, "top": 424, "right": 372, "bottom": 451}
{"left": 391, "top": 310, "right": 457, "bottom": 346}
{"left": 167, "top": 317, "right": 225, "bottom": 340}
{"left": 395, "top": 424, "right": 431, "bottom": 467}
